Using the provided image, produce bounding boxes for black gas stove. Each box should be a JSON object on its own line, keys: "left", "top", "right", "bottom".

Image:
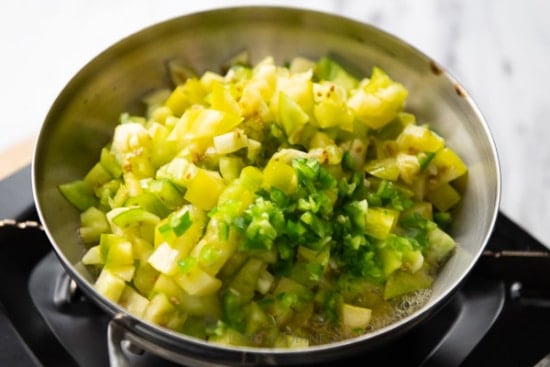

{"left": 1, "top": 166, "right": 549, "bottom": 367}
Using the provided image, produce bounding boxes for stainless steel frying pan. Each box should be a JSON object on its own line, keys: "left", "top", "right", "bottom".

{"left": 32, "top": 6, "right": 500, "bottom": 366}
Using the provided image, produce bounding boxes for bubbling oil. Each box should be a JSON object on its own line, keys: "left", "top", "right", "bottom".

{"left": 301, "top": 288, "right": 433, "bottom": 346}
{"left": 367, "top": 288, "right": 432, "bottom": 332}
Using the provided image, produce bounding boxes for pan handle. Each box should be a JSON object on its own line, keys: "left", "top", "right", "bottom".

{"left": 107, "top": 318, "right": 133, "bottom": 367}
{"left": 478, "top": 250, "right": 550, "bottom": 289}
{"left": 0, "top": 218, "right": 43, "bottom": 230}
{"left": 107, "top": 314, "right": 231, "bottom": 367}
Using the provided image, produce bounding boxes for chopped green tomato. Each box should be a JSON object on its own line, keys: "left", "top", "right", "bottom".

{"left": 157, "top": 208, "right": 194, "bottom": 238}
{"left": 61, "top": 55, "right": 466, "bottom": 348}
{"left": 347, "top": 67, "right": 408, "bottom": 129}
{"left": 179, "top": 292, "right": 221, "bottom": 318}
{"left": 164, "top": 79, "right": 205, "bottom": 116}
{"left": 94, "top": 269, "right": 126, "bottom": 302}
{"left": 156, "top": 158, "right": 198, "bottom": 188}
{"left": 383, "top": 268, "right": 434, "bottom": 300}
{"left": 365, "top": 157, "right": 400, "bottom": 181}
{"left": 243, "top": 301, "right": 274, "bottom": 339}
{"left": 364, "top": 208, "right": 398, "bottom": 239}
{"left": 59, "top": 180, "right": 97, "bottom": 211}
{"left": 148, "top": 242, "right": 182, "bottom": 275}
{"left": 396, "top": 124, "right": 445, "bottom": 154}
{"left": 418, "top": 151, "right": 436, "bottom": 171}
{"left": 341, "top": 303, "right": 372, "bottom": 332}
{"left": 396, "top": 153, "right": 421, "bottom": 185}
{"left": 109, "top": 183, "right": 129, "bottom": 209}
{"left": 100, "top": 147, "right": 122, "bottom": 178}
{"left": 208, "top": 324, "right": 247, "bottom": 347}
{"left": 246, "top": 138, "right": 262, "bottom": 163}
{"left": 150, "top": 274, "right": 185, "bottom": 305}
{"left": 84, "top": 163, "right": 112, "bottom": 188}
{"left": 315, "top": 57, "right": 359, "bottom": 91}
{"left": 146, "top": 179, "right": 185, "bottom": 211}
{"left": 376, "top": 112, "right": 413, "bottom": 140}
{"left": 190, "top": 235, "right": 239, "bottom": 276}
{"left": 275, "top": 334, "right": 309, "bottom": 349}
{"left": 118, "top": 286, "right": 150, "bottom": 318}
{"left": 211, "top": 80, "right": 241, "bottom": 116}
{"left": 82, "top": 245, "right": 101, "bottom": 265}
{"left": 110, "top": 207, "right": 160, "bottom": 228}
{"left": 313, "top": 82, "right": 354, "bottom": 131}
{"left": 79, "top": 206, "right": 110, "bottom": 244}
{"left": 132, "top": 262, "right": 159, "bottom": 296}
{"left": 402, "top": 201, "right": 433, "bottom": 221}
{"left": 174, "top": 260, "right": 222, "bottom": 296}
{"left": 99, "top": 233, "right": 134, "bottom": 266}
{"left": 219, "top": 156, "right": 244, "bottom": 182}
{"left": 95, "top": 179, "right": 121, "bottom": 210}
{"left": 142, "top": 293, "right": 184, "bottom": 327}
{"left": 222, "top": 288, "right": 247, "bottom": 332}
{"left": 344, "top": 138, "right": 368, "bottom": 171}
{"left": 230, "top": 258, "right": 266, "bottom": 303}
{"left": 148, "top": 121, "right": 179, "bottom": 167}
{"left": 184, "top": 168, "right": 226, "bottom": 210}
{"left": 256, "top": 268, "right": 275, "bottom": 294}
{"left": 297, "top": 246, "right": 330, "bottom": 266}
{"left": 426, "top": 182, "right": 461, "bottom": 212}
{"left": 132, "top": 238, "right": 154, "bottom": 263}
{"left": 105, "top": 264, "right": 136, "bottom": 282}
{"left": 213, "top": 129, "right": 248, "bottom": 155}
{"left": 262, "top": 159, "right": 297, "bottom": 194}
{"left": 427, "top": 147, "right": 468, "bottom": 189}
{"left": 378, "top": 246, "right": 403, "bottom": 277}
{"left": 124, "top": 193, "right": 170, "bottom": 218}
{"left": 190, "top": 108, "right": 243, "bottom": 139}
{"left": 277, "top": 92, "right": 309, "bottom": 144}
{"left": 425, "top": 226, "right": 457, "bottom": 266}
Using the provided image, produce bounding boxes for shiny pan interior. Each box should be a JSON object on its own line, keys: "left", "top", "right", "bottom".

{"left": 32, "top": 6, "right": 500, "bottom": 365}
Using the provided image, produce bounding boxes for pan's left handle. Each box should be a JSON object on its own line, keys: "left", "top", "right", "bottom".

{"left": 106, "top": 316, "right": 135, "bottom": 367}
{"left": 0, "top": 219, "right": 43, "bottom": 231}
{"left": 107, "top": 314, "right": 229, "bottom": 367}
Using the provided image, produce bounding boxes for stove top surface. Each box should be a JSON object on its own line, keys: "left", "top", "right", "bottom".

{"left": 2, "top": 166, "right": 549, "bottom": 367}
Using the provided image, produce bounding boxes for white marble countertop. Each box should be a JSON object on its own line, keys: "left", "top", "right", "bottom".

{"left": 1, "top": 0, "right": 549, "bottom": 247}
